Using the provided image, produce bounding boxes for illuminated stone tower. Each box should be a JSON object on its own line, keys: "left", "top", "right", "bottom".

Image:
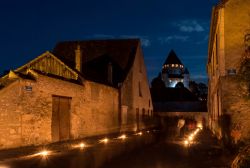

{"left": 161, "top": 50, "right": 186, "bottom": 88}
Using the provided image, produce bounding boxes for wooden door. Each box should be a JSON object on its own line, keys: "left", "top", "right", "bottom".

{"left": 52, "top": 96, "right": 71, "bottom": 141}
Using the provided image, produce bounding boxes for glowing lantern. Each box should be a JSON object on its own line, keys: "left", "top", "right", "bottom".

{"left": 99, "top": 138, "right": 109, "bottom": 144}
{"left": 118, "top": 134, "right": 127, "bottom": 140}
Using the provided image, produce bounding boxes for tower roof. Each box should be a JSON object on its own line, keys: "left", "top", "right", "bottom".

{"left": 164, "top": 50, "right": 183, "bottom": 65}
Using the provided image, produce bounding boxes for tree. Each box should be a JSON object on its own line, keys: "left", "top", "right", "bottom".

{"left": 189, "top": 81, "right": 208, "bottom": 101}
{"left": 151, "top": 73, "right": 165, "bottom": 90}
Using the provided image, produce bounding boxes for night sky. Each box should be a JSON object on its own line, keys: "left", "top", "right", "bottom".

{"left": 0, "top": 0, "right": 218, "bottom": 84}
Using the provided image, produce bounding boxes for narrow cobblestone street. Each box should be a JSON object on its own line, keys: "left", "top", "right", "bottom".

{"left": 0, "top": 129, "right": 235, "bottom": 168}
{"left": 102, "top": 129, "right": 235, "bottom": 168}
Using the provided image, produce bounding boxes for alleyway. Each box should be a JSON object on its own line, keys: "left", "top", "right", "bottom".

{"left": 0, "top": 128, "right": 235, "bottom": 168}
{"left": 102, "top": 129, "right": 234, "bottom": 168}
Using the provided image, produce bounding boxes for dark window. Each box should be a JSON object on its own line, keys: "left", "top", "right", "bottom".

{"left": 139, "top": 81, "right": 142, "bottom": 97}
{"left": 136, "top": 108, "right": 140, "bottom": 131}
{"left": 142, "top": 108, "right": 145, "bottom": 119}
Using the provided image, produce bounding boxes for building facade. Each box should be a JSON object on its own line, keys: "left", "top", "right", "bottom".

{"left": 207, "top": 0, "right": 250, "bottom": 145}
{"left": 0, "top": 39, "right": 153, "bottom": 149}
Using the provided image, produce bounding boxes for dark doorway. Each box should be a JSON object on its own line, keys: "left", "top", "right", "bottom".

{"left": 136, "top": 108, "right": 140, "bottom": 131}
{"left": 52, "top": 95, "right": 71, "bottom": 141}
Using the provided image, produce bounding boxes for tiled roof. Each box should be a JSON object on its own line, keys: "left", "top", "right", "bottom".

{"left": 53, "top": 39, "right": 139, "bottom": 87}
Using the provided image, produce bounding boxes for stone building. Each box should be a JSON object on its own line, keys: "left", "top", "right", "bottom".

{"left": 207, "top": 0, "right": 250, "bottom": 145}
{"left": 161, "top": 50, "right": 190, "bottom": 88}
{"left": 0, "top": 39, "right": 153, "bottom": 149}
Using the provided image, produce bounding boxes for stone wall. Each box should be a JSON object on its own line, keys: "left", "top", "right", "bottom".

{"left": 131, "top": 45, "right": 153, "bottom": 130}
{"left": 0, "top": 74, "right": 119, "bottom": 149}
{"left": 207, "top": 0, "right": 250, "bottom": 145}
{"left": 221, "top": 76, "right": 250, "bottom": 144}
{"left": 224, "top": 0, "right": 250, "bottom": 70}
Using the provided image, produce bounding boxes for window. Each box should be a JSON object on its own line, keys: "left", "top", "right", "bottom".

{"left": 139, "top": 81, "right": 142, "bottom": 97}
{"left": 136, "top": 108, "right": 140, "bottom": 130}
{"left": 142, "top": 108, "right": 146, "bottom": 119}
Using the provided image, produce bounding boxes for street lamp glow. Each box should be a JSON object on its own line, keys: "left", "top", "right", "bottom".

{"left": 184, "top": 140, "right": 189, "bottom": 146}
{"left": 137, "top": 132, "right": 143, "bottom": 136}
{"left": 99, "top": 138, "right": 109, "bottom": 144}
{"left": 118, "top": 134, "right": 127, "bottom": 140}
{"left": 36, "top": 150, "right": 50, "bottom": 157}
{"left": 79, "top": 143, "right": 85, "bottom": 148}
{"left": 197, "top": 123, "right": 203, "bottom": 129}
{"left": 72, "top": 142, "right": 88, "bottom": 149}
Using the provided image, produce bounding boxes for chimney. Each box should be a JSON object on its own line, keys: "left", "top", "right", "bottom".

{"left": 75, "top": 44, "right": 82, "bottom": 72}
{"left": 108, "top": 62, "right": 113, "bottom": 84}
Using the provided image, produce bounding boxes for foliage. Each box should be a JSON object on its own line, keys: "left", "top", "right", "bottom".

{"left": 189, "top": 81, "right": 208, "bottom": 101}
{"left": 151, "top": 73, "right": 165, "bottom": 89}
{"left": 175, "top": 82, "right": 184, "bottom": 88}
